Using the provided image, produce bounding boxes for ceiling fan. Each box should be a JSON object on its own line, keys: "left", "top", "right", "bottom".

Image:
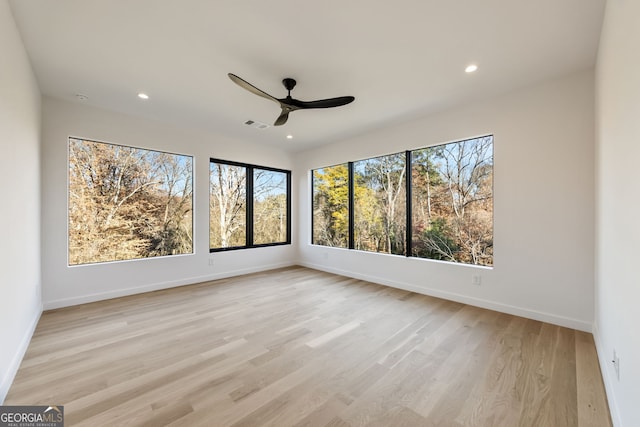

{"left": 228, "top": 73, "right": 355, "bottom": 126}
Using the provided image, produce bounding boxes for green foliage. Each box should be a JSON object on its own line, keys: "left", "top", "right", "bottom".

{"left": 412, "top": 217, "right": 459, "bottom": 261}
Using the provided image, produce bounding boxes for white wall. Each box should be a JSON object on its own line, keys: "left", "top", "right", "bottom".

{"left": 0, "top": 0, "right": 42, "bottom": 403}
{"left": 595, "top": 0, "right": 640, "bottom": 425}
{"left": 41, "top": 97, "right": 296, "bottom": 309}
{"left": 295, "top": 70, "right": 595, "bottom": 331}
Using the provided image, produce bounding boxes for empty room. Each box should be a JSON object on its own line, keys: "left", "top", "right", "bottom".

{"left": 1, "top": 0, "right": 638, "bottom": 426}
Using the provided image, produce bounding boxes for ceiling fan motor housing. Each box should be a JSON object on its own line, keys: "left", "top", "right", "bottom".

{"left": 282, "top": 78, "right": 297, "bottom": 91}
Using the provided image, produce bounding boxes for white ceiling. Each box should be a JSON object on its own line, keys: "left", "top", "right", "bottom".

{"left": 9, "top": 0, "right": 605, "bottom": 152}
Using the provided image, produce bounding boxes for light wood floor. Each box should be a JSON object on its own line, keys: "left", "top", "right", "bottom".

{"left": 6, "top": 266, "right": 611, "bottom": 426}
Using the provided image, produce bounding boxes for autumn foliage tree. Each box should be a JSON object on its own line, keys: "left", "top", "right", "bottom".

{"left": 68, "top": 138, "right": 193, "bottom": 265}
{"left": 312, "top": 136, "right": 493, "bottom": 266}
{"left": 312, "top": 164, "right": 349, "bottom": 247}
{"left": 412, "top": 137, "right": 493, "bottom": 265}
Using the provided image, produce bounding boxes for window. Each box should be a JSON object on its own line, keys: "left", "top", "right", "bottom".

{"left": 311, "top": 135, "right": 493, "bottom": 266}
{"left": 68, "top": 137, "right": 193, "bottom": 265}
{"left": 353, "top": 153, "right": 406, "bottom": 255}
{"left": 253, "top": 168, "right": 288, "bottom": 245}
{"left": 312, "top": 164, "right": 349, "bottom": 248}
{"left": 411, "top": 136, "right": 493, "bottom": 266}
{"left": 209, "top": 162, "right": 246, "bottom": 249}
{"left": 210, "top": 159, "right": 291, "bottom": 251}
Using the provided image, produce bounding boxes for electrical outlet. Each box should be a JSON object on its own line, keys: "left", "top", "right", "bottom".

{"left": 472, "top": 275, "right": 482, "bottom": 286}
{"left": 323, "top": 252, "right": 329, "bottom": 260}
{"left": 208, "top": 258, "right": 214, "bottom": 267}
{"left": 612, "top": 349, "right": 620, "bottom": 381}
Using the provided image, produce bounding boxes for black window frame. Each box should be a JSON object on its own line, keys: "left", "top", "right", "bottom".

{"left": 210, "top": 158, "right": 291, "bottom": 252}
{"left": 352, "top": 152, "right": 408, "bottom": 256}
{"left": 310, "top": 134, "right": 494, "bottom": 267}
{"left": 310, "top": 162, "right": 351, "bottom": 249}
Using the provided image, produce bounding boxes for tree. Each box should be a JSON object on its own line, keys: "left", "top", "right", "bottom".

{"left": 146, "top": 152, "right": 193, "bottom": 256}
{"left": 411, "top": 136, "right": 493, "bottom": 265}
{"left": 411, "top": 147, "right": 444, "bottom": 228}
{"left": 254, "top": 169, "right": 287, "bottom": 245}
{"left": 209, "top": 163, "right": 246, "bottom": 248}
{"left": 313, "top": 164, "right": 349, "bottom": 247}
{"left": 68, "top": 138, "right": 193, "bottom": 265}
{"left": 354, "top": 153, "right": 406, "bottom": 255}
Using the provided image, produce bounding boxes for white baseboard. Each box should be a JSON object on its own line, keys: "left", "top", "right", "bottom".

{"left": 299, "top": 261, "right": 593, "bottom": 332}
{"left": 43, "top": 262, "right": 295, "bottom": 310}
{"left": 0, "top": 304, "right": 42, "bottom": 404}
{"left": 592, "top": 324, "right": 622, "bottom": 427}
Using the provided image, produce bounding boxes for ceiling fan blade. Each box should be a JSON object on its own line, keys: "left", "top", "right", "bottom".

{"left": 274, "top": 109, "right": 290, "bottom": 126}
{"left": 290, "top": 96, "right": 355, "bottom": 109}
{"left": 228, "top": 73, "right": 279, "bottom": 104}
{"left": 228, "top": 73, "right": 355, "bottom": 125}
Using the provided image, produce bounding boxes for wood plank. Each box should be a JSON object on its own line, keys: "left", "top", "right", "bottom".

{"left": 5, "top": 266, "right": 611, "bottom": 426}
{"left": 575, "top": 331, "right": 613, "bottom": 427}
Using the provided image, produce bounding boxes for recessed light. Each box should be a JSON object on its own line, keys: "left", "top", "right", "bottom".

{"left": 138, "top": 93, "right": 149, "bottom": 100}
{"left": 286, "top": 134, "right": 293, "bottom": 140}
{"left": 465, "top": 64, "right": 478, "bottom": 73}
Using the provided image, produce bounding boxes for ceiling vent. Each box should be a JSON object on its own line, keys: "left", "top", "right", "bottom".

{"left": 244, "top": 119, "right": 270, "bottom": 130}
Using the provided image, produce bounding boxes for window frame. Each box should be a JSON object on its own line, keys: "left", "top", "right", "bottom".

{"left": 209, "top": 158, "right": 291, "bottom": 252}
{"left": 310, "top": 134, "right": 494, "bottom": 267}
{"left": 352, "top": 152, "right": 408, "bottom": 256}
{"left": 311, "top": 162, "right": 350, "bottom": 249}
{"left": 68, "top": 136, "right": 194, "bottom": 266}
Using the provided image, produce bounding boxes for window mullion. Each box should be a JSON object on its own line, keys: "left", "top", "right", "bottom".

{"left": 286, "top": 170, "right": 292, "bottom": 245}
{"left": 405, "top": 150, "right": 412, "bottom": 257}
{"left": 348, "top": 161, "right": 355, "bottom": 250}
{"left": 246, "top": 166, "right": 254, "bottom": 247}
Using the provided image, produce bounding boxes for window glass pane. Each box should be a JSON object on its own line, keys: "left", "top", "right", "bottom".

{"left": 411, "top": 136, "right": 493, "bottom": 266}
{"left": 209, "top": 162, "right": 246, "bottom": 249}
{"left": 353, "top": 153, "right": 406, "bottom": 255}
{"left": 253, "top": 169, "right": 288, "bottom": 245}
{"left": 312, "top": 164, "right": 349, "bottom": 248}
{"left": 68, "top": 138, "right": 193, "bottom": 265}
